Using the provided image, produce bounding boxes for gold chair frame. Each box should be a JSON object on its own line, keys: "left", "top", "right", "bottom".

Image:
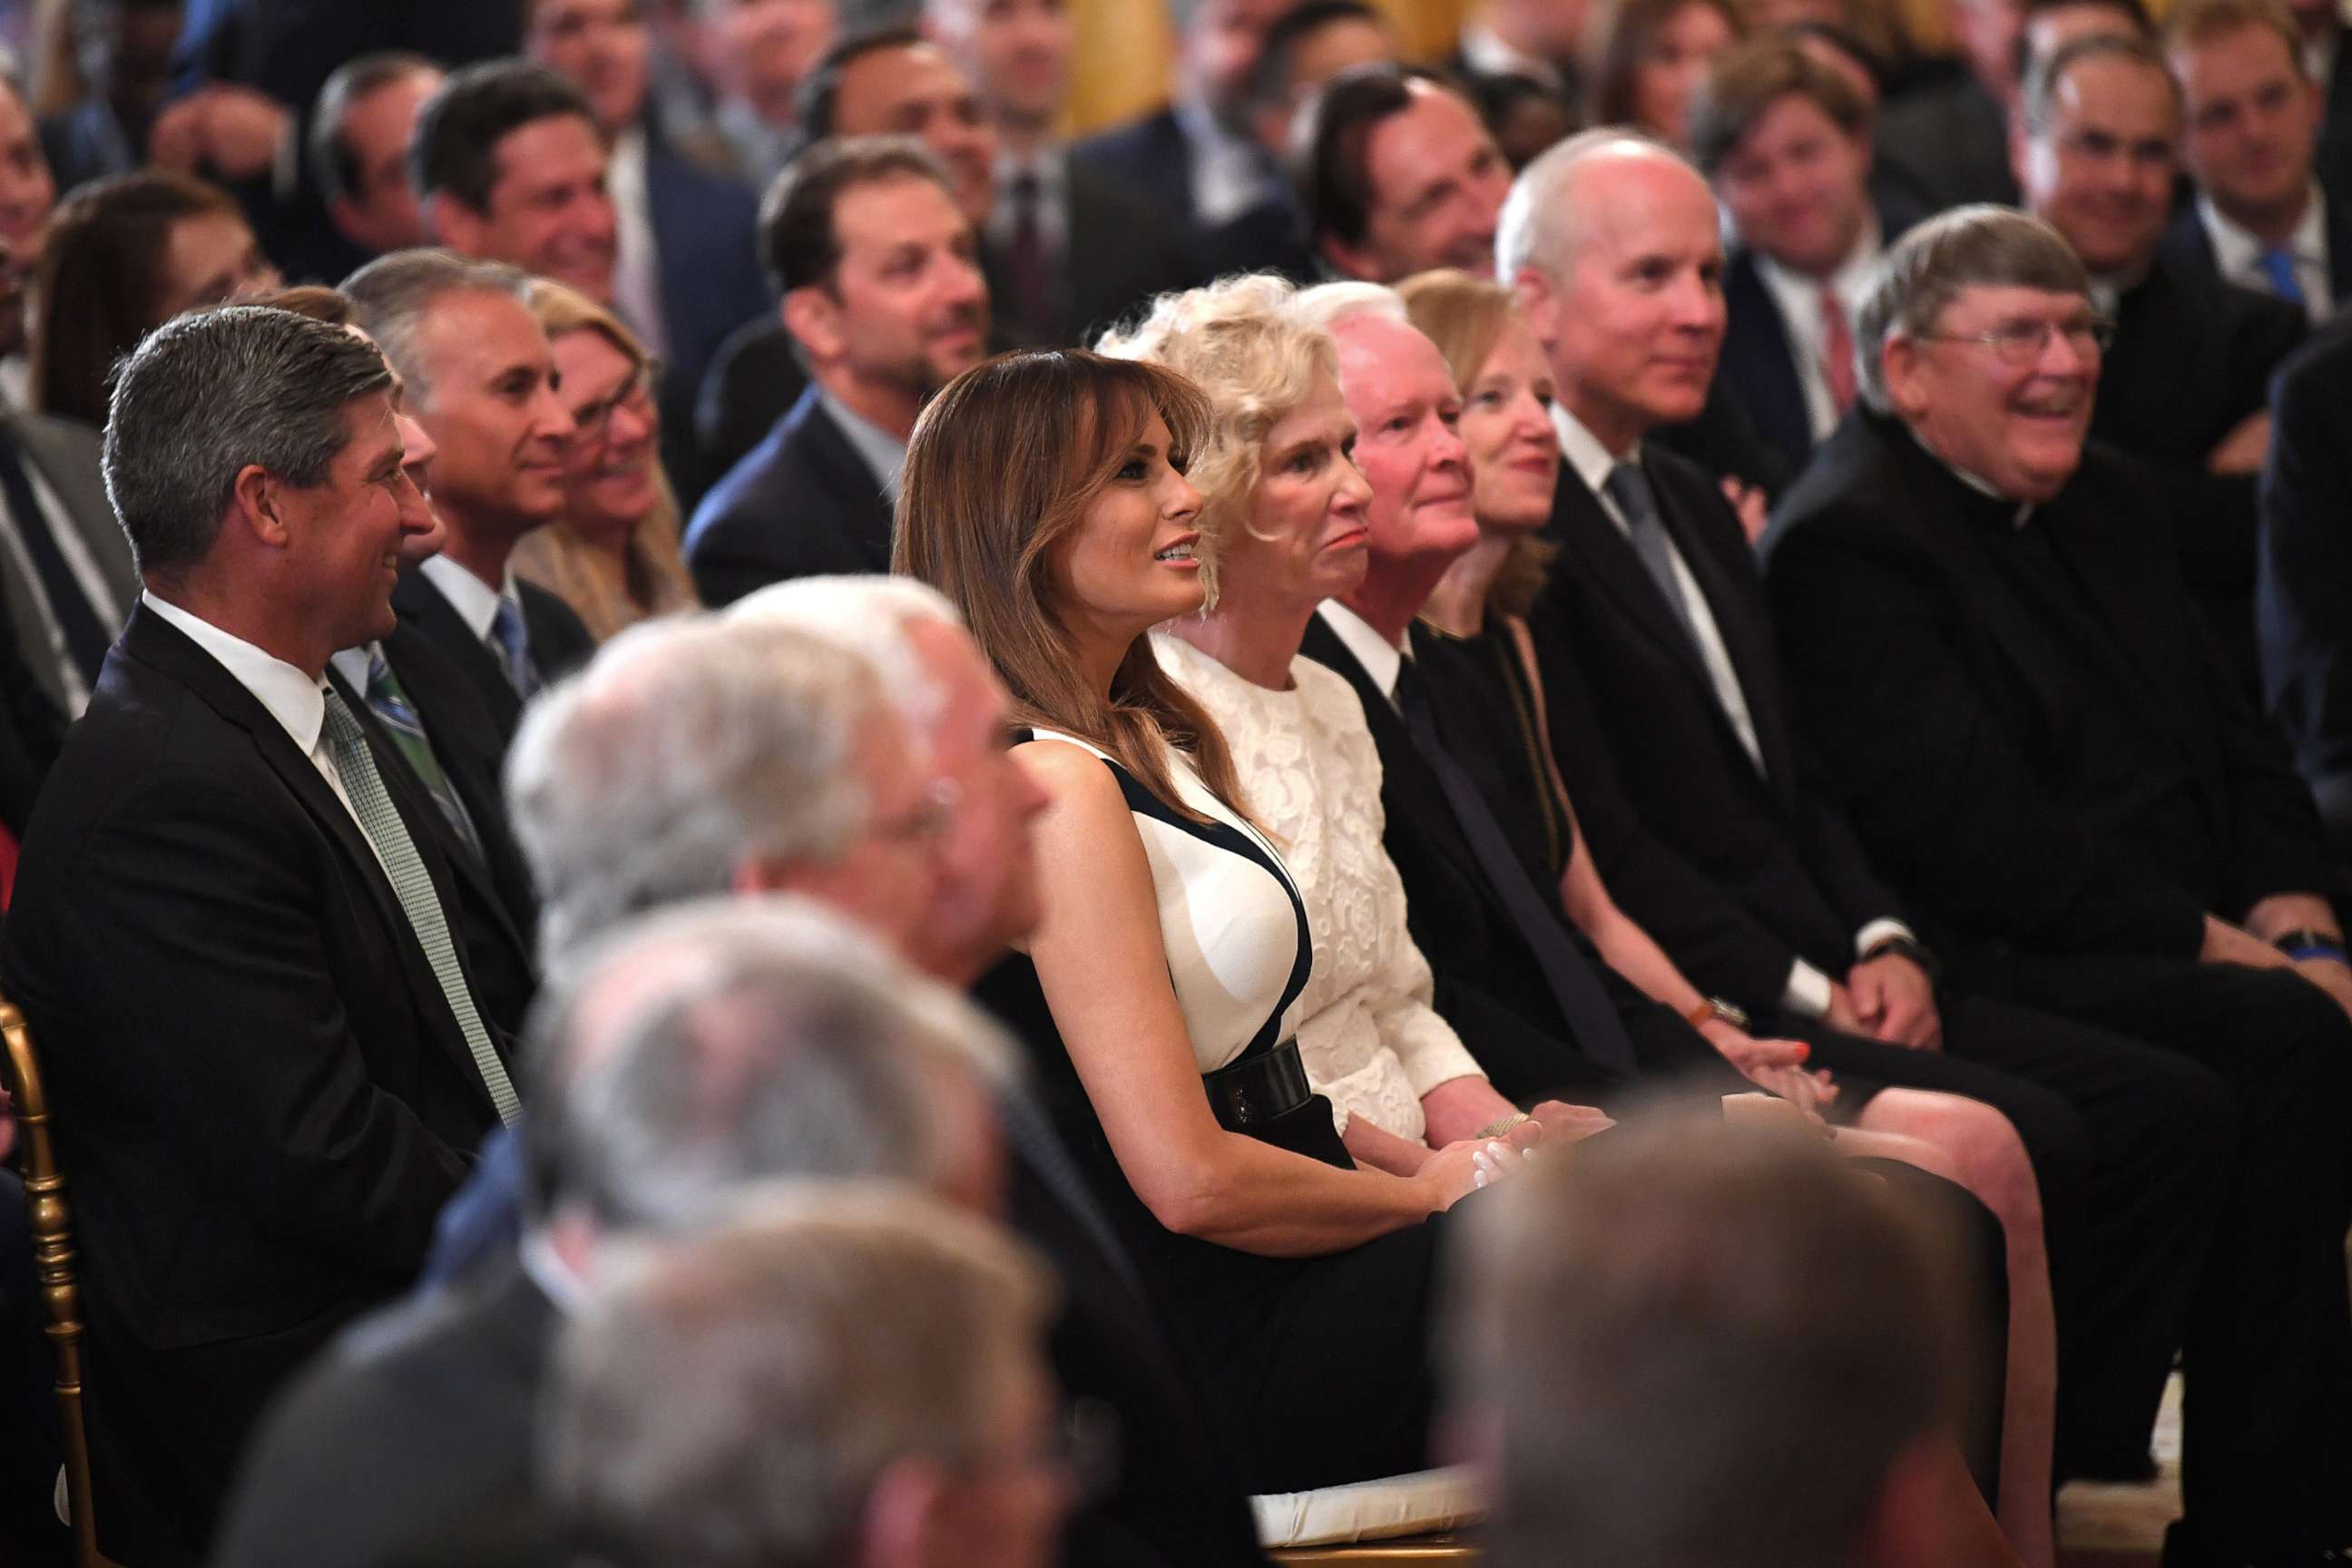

{"left": 1272, "top": 1537, "right": 1477, "bottom": 1563}
{"left": 3, "top": 989, "right": 119, "bottom": 1567}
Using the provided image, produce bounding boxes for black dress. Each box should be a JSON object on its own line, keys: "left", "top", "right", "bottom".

{"left": 975, "top": 731, "right": 1447, "bottom": 1494}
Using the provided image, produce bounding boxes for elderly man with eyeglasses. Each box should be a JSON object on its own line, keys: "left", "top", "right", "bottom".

{"left": 1762, "top": 202, "right": 2352, "bottom": 1568}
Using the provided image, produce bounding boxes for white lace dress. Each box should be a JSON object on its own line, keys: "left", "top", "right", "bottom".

{"left": 1156, "top": 633, "right": 1486, "bottom": 1142}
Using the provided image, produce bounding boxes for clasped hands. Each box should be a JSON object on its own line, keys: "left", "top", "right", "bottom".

{"left": 1422, "top": 1099, "right": 1614, "bottom": 1209}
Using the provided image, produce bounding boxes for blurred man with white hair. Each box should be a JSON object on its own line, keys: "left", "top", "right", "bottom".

{"left": 214, "top": 896, "right": 1018, "bottom": 1568}
{"left": 544, "top": 1184, "right": 1069, "bottom": 1568}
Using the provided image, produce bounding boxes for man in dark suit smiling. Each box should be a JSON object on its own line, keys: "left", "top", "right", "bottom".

{"left": 2, "top": 306, "right": 517, "bottom": 1564}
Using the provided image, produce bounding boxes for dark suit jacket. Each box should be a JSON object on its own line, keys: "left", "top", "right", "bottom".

{"left": 1714, "top": 203, "right": 1919, "bottom": 481}
{"left": 207, "top": 1253, "right": 557, "bottom": 1568}
{"left": 0, "top": 584, "right": 64, "bottom": 838}
{"left": 694, "top": 316, "right": 809, "bottom": 485}
{"left": 1, "top": 604, "right": 508, "bottom": 1560}
{"left": 1761, "top": 411, "right": 2329, "bottom": 965}
{"left": 218, "top": 1122, "right": 1268, "bottom": 1568}
{"left": 2258, "top": 317, "right": 2352, "bottom": 834}
{"left": 1298, "top": 615, "right": 1705, "bottom": 1101}
{"left": 987, "top": 160, "right": 1200, "bottom": 350}
{"left": 387, "top": 569, "right": 596, "bottom": 743}
{"left": 644, "top": 140, "right": 771, "bottom": 510}
{"left": 1529, "top": 448, "right": 1906, "bottom": 1014}
{"left": 2092, "top": 250, "right": 2307, "bottom": 607}
{"left": 2157, "top": 199, "right": 2352, "bottom": 319}
{"left": 684, "top": 384, "right": 895, "bottom": 606}
{"left": 2319, "top": 34, "right": 2352, "bottom": 211}
{"left": 1070, "top": 105, "right": 1312, "bottom": 284}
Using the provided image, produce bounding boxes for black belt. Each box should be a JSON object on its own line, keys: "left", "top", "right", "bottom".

{"left": 1202, "top": 1038, "right": 1310, "bottom": 1132}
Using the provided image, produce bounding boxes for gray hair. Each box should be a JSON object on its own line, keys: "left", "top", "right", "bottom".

{"left": 524, "top": 896, "right": 1014, "bottom": 1233}
{"left": 1853, "top": 205, "right": 2091, "bottom": 412}
{"left": 542, "top": 1185, "right": 1055, "bottom": 1568}
{"left": 2022, "top": 33, "right": 2180, "bottom": 136}
{"left": 1447, "top": 1104, "right": 1956, "bottom": 1568}
{"left": 730, "top": 574, "right": 965, "bottom": 752}
{"left": 103, "top": 305, "right": 394, "bottom": 583}
{"left": 505, "top": 613, "right": 896, "bottom": 964}
{"left": 340, "top": 247, "right": 533, "bottom": 407}
{"left": 1496, "top": 127, "right": 1683, "bottom": 282}
{"left": 1290, "top": 278, "right": 1409, "bottom": 332}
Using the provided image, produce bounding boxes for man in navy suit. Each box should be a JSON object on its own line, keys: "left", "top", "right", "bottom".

{"left": 686, "top": 138, "right": 988, "bottom": 604}
{"left": 1073, "top": 0, "right": 1307, "bottom": 279}
{"left": 522, "top": 0, "right": 772, "bottom": 506}
{"left": 1693, "top": 37, "right": 1916, "bottom": 483}
{"left": 2164, "top": 0, "right": 2351, "bottom": 325}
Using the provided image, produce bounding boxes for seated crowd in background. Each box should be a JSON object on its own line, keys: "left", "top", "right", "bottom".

{"left": 2, "top": 2, "right": 2352, "bottom": 1567}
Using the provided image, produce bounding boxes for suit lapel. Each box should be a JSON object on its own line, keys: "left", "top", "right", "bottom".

{"left": 1720, "top": 251, "right": 1813, "bottom": 475}
{"left": 794, "top": 394, "right": 897, "bottom": 572}
{"left": 119, "top": 609, "right": 490, "bottom": 1093}
{"left": 1544, "top": 465, "right": 1726, "bottom": 696}
{"left": 392, "top": 572, "right": 523, "bottom": 738}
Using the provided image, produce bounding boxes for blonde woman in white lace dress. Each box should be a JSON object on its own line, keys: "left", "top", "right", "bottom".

{"left": 1101, "top": 278, "right": 1615, "bottom": 1175}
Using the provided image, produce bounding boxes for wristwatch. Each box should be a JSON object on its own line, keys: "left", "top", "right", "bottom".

{"left": 1861, "top": 933, "right": 1942, "bottom": 984}
{"left": 1685, "top": 996, "right": 1751, "bottom": 1032}
{"left": 2272, "top": 927, "right": 2350, "bottom": 965}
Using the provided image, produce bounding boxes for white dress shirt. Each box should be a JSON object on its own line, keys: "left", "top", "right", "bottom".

{"left": 1751, "top": 215, "right": 1885, "bottom": 442}
{"left": 1176, "top": 97, "right": 1279, "bottom": 228}
{"left": 1316, "top": 598, "right": 1406, "bottom": 702}
{"left": 987, "top": 144, "right": 1071, "bottom": 260}
{"left": 605, "top": 127, "right": 671, "bottom": 362}
{"left": 2198, "top": 184, "right": 2335, "bottom": 324}
{"left": 817, "top": 388, "right": 911, "bottom": 504}
{"left": 1552, "top": 407, "right": 1914, "bottom": 1015}
{"left": 418, "top": 554, "right": 524, "bottom": 647}
{"left": 140, "top": 591, "right": 387, "bottom": 877}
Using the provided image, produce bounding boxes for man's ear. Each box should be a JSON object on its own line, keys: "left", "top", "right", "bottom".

{"left": 782, "top": 284, "right": 845, "bottom": 365}
{"left": 1880, "top": 334, "right": 1926, "bottom": 418}
{"left": 229, "top": 463, "right": 290, "bottom": 548}
{"left": 857, "top": 1456, "right": 953, "bottom": 1568}
{"left": 422, "top": 191, "right": 484, "bottom": 254}
{"left": 1512, "top": 265, "right": 1561, "bottom": 347}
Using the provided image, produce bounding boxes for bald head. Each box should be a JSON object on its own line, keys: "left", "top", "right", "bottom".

{"left": 1503, "top": 132, "right": 1726, "bottom": 455}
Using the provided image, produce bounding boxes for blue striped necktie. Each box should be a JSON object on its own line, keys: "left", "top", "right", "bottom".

{"left": 2259, "top": 247, "right": 2308, "bottom": 308}
{"left": 487, "top": 597, "right": 540, "bottom": 700}
{"left": 363, "top": 644, "right": 484, "bottom": 864}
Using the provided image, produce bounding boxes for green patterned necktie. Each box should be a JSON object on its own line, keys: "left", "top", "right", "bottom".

{"left": 318, "top": 687, "right": 521, "bottom": 1125}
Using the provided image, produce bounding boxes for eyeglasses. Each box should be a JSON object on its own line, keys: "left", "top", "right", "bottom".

{"left": 870, "top": 775, "right": 963, "bottom": 846}
{"left": 570, "top": 360, "right": 661, "bottom": 446}
{"left": 1913, "top": 317, "right": 2114, "bottom": 366}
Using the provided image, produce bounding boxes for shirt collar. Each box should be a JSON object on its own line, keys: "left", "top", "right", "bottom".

{"left": 993, "top": 143, "right": 1064, "bottom": 194}
{"left": 1906, "top": 429, "right": 2035, "bottom": 527}
{"left": 2199, "top": 183, "right": 2328, "bottom": 271}
{"left": 817, "top": 387, "right": 910, "bottom": 503}
{"left": 1459, "top": 21, "right": 1569, "bottom": 93}
{"left": 142, "top": 589, "right": 328, "bottom": 754}
{"left": 1550, "top": 402, "right": 1634, "bottom": 498}
{"left": 1753, "top": 211, "right": 1883, "bottom": 301}
{"left": 418, "top": 554, "right": 520, "bottom": 642}
{"left": 1315, "top": 599, "right": 1407, "bottom": 700}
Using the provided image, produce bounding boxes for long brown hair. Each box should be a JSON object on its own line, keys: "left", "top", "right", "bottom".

{"left": 894, "top": 349, "right": 1253, "bottom": 825}
{"left": 1397, "top": 269, "right": 1563, "bottom": 622}
{"left": 1586, "top": 0, "right": 1748, "bottom": 137}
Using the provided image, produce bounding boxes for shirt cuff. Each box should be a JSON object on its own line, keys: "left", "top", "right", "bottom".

{"left": 1781, "top": 959, "right": 1836, "bottom": 1019}
{"left": 1853, "top": 918, "right": 1916, "bottom": 959}
{"left": 1399, "top": 1036, "right": 1488, "bottom": 1100}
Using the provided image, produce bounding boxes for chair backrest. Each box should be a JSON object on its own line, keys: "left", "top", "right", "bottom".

{"left": 2, "top": 987, "right": 117, "bottom": 1568}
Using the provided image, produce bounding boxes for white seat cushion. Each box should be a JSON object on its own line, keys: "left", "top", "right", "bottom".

{"left": 1251, "top": 1465, "right": 1485, "bottom": 1547}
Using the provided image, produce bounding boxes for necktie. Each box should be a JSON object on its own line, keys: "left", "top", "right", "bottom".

{"left": 487, "top": 597, "right": 540, "bottom": 701}
{"left": 363, "top": 645, "right": 485, "bottom": 864}
{"left": 1818, "top": 287, "right": 1858, "bottom": 416}
{"left": 1603, "top": 460, "right": 1703, "bottom": 654}
{"left": 0, "top": 422, "right": 112, "bottom": 684}
{"left": 1390, "top": 657, "right": 1638, "bottom": 1075}
{"left": 2258, "top": 246, "right": 2308, "bottom": 309}
{"left": 994, "top": 1086, "right": 1144, "bottom": 1295}
{"left": 319, "top": 689, "right": 522, "bottom": 1125}
{"left": 1004, "top": 172, "right": 1053, "bottom": 343}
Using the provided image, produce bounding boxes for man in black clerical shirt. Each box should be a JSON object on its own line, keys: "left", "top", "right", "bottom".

{"left": 1765, "top": 204, "right": 2352, "bottom": 1568}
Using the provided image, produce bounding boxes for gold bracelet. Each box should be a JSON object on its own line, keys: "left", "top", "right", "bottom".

{"left": 1475, "top": 1112, "right": 1530, "bottom": 1141}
